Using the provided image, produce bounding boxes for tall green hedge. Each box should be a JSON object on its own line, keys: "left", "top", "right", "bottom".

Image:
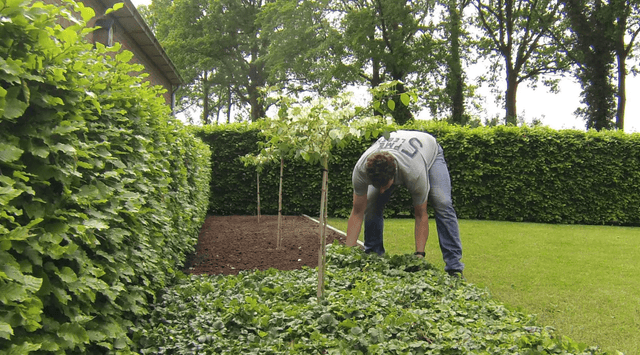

{"left": 195, "top": 121, "right": 640, "bottom": 226}
{"left": 1, "top": 1, "right": 211, "bottom": 353}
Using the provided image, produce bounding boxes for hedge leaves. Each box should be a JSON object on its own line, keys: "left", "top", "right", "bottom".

{"left": 0, "top": 0, "right": 211, "bottom": 353}
{"left": 196, "top": 122, "right": 640, "bottom": 226}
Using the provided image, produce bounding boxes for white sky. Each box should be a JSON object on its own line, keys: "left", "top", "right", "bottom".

{"left": 130, "top": 0, "right": 640, "bottom": 133}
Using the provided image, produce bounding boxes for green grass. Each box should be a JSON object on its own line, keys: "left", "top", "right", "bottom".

{"left": 326, "top": 217, "right": 640, "bottom": 355}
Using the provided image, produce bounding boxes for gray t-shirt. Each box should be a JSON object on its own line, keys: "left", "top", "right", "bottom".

{"left": 352, "top": 130, "right": 439, "bottom": 206}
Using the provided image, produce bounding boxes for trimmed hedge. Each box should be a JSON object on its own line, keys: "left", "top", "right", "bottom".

{"left": 194, "top": 121, "right": 640, "bottom": 226}
{"left": 1, "top": 1, "right": 211, "bottom": 353}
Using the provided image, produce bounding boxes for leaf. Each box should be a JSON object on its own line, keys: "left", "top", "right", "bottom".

{"left": 83, "top": 219, "right": 109, "bottom": 230}
{"left": 0, "top": 281, "right": 27, "bottom": 303}
{"left": 400, "top": 93, "right": 410, "bottom": 106}
{"left": 56, "top": 267, "right": 77, "bottom": 283}
{"left": 0, "top": 57, "right": 20, "bottom": 78}
{"left": 6, "top": 341, "right": 41, "bottom": 354}
{"left": 22, "top": 275, "right": 43, "bottom": 293}
{"left": 114, "top": 336, "right": 127, "bottom": 349}
{"left": 116, "top": 50, "right": 134, "bottom": 63}
{"left": 5, "top": 226, "right": 31, "bottom": 241}
{"left": 0, "top": 321, "right": 13, "bottom": 340}
{"left": 51, "top": 121, "right": 82, "bottom": 135}
{"left": 105, "top": 2, "right": 125, "bottom": 15}
{"left": 57, "top": 322, "right": 89, "bottom": 346}
{"left": 3, "top": 91, "right": 28, "bottom": 119}
{"left": 41, "top": 94, "right": 64, "bottom": 106}
{"left": 387, "top": 100, "right": 395, "bottom": 111}
{"left": 52, "top": 143, "right": 76, "bottom": 155}
{"left": 0, "top": 143, "right": 23, "bottom": 162}
{"left": 78, "top": 3, "right": 95, "bottom": 22}
{"left": 30, "top": 145, "right": 49, "bottom": 158}
{"left": 0, "top": 185, "right": 22, "bottom": 205}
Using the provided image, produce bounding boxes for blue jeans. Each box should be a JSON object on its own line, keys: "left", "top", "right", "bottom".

{"left": 363, "top": 145, "right": 464, "bottom": 272}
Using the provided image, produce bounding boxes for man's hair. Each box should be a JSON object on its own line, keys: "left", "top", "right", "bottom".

{"left": 366, "top": 152, "right": 396, "bottom": 188}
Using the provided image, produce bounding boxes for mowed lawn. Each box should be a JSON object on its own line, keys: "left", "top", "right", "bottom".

{"left": 326, "top": 217, "right": 640, "bottom": 355}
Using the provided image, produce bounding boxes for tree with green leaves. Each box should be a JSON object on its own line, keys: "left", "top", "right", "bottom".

{"left": 241, "top": 150, "right": 277, "bottom": 224}
{"left": 474, "top": 0, "right": 569, "bottom": 125}
{"left": 554, "top": 0, "right": 640, "bottom": 131}
{"left": 142, "top": 0, "right": 219, "bottom": 123}
{"left": 328, "top": 0, "right": 440, "bottom": 125}
{"left": 242, "top": 117, "right": 297, "bottom": 248}
{"left": 248, "top": 85, "right": 411, "bottom": 299}
{"left": 441, "top": 0, "right": 474, "bottom": 125}
{"left": 258, "top": 0, "right": 342, "bottom": 95}
{"left": 559, "top": 0, "right": 618, "bottom": 130}
{"left": 147, "top": 0, "right": 274, "bottom": 123}
{"left": 147, "top": 0, "right": 341, "bottom": 124}
{"left": 611, "top": 0, "right": 640, "bottom": 130}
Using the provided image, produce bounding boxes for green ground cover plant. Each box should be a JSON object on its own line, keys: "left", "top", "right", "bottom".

{"left": 136, "top": 245, "right": 618, "bottom": 354}
{"left": 327, "top": 218, "right": 639, "bottom": 355}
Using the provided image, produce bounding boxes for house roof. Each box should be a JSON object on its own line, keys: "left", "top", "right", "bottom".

{"left": 99, "top": 0, "right": 183, "bottom": 87}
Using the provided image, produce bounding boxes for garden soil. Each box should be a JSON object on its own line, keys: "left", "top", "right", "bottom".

{"left": 182, "top": 215, "right": 349, "bottom": 276}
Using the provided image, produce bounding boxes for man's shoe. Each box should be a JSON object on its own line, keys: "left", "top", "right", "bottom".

{"left": 447, "top": 270, "right": 465, "bottom": 280}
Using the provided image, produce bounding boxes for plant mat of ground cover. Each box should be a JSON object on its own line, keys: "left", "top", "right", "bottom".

{"left": 182, "top": 215, "right": 348, "bottom": 275}
{"left": 137, "top": 244, "right": 616, "bottom": 354}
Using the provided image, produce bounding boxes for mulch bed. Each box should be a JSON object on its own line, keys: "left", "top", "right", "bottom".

{"left": 182, "top": 215, "right": 348, "bottom": 276}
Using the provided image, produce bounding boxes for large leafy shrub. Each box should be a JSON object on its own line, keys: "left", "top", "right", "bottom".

{"left": 194, "top": 122, "right": 640, "bottom": 226}
{"left": 136, "top": 244, "right": 615, "bottom": 354}
{"left": 0, "top": 0, "right": 211, "bottom": 353}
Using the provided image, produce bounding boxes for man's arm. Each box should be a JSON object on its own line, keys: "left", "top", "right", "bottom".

{"left": 414, "top": 201, "right": 429, "bottom": 255}
{"left": 346, "top": 193, "right": 367, "bottom": 247}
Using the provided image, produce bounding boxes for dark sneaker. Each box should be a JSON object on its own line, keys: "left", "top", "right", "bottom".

{"left": 447, "top": 270, "right": 465, "bottom": 280}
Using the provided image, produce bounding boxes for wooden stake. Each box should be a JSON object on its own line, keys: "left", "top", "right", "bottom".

{"left": 257, "top": 172, "right": 261, "bottom": 223}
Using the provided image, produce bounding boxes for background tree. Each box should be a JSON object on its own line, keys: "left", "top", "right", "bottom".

{"left": 328, "top": 0, "right": 440, "bottom": 125}
{"left": 441, "top": 0, "right": 474, "bottom": 124}
{"left": 559, "top": 0, "right": 618, "bottom": 130}
{"left": 147, "top": 0, "right": 275, "bottom": 123}
{"left": 259, "top": 0, "right": 346, "bottom": 96}
{"left": 142, "top": 0, "right": 221, "bottom": 123}
{"left": 474, "top": 0, "right": 568, "bottom": 125}
{"left": 611, "top": 0, "right": 640, "bottom": 130}
{"left": 143, "top": 0, "right": 638, "bottom": 130}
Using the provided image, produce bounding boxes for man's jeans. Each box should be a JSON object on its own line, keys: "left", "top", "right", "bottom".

{"left": 363, "top": 145, "right": 464, "bottom": 272}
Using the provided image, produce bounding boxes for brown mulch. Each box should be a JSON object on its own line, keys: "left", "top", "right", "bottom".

{"left": 182, "top": 215, "right": 348, "bottom": 276}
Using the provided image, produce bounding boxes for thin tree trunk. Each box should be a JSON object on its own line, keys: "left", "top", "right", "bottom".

{"left": 277, "top": 158, "right": 284, "bottom": 249}
{"left": 317, "top": 159, "right": 329, "bottom": 300}
{"left": 257, "top": 172, "right": 261, "bottom": 223}
{"left": 202, "top": 71, "right": 210, "bottom": 125}
{"left": 227, "top": 85, "right": 232, "bottom": 124}
{"left": 447, "top": 0, "right": 466, "bottom": 125}
{"left": 616, "top": 46, "right": 626, "bottom": 131}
